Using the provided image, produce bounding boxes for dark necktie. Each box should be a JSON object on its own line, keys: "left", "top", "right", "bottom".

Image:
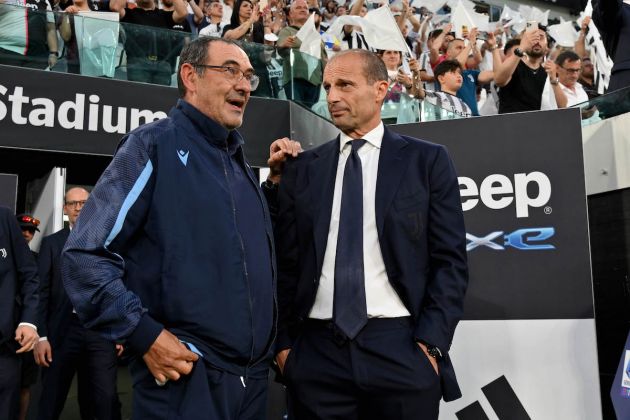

{"left": 333, "top": 139, "right": 368, "bottom": 340}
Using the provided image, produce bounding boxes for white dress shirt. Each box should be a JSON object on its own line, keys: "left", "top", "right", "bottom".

{"left": 309, "top": 122, "right": 411, "bottom": 320}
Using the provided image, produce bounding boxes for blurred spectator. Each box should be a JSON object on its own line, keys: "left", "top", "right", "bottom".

{"left": 16, "top": 214, "right": 40, "bottom": 254}
{"left": 161, "top": 0, "right": 203, "bottom": 34}
{"left": 277, "top": 0, "right": 324, "bottom": 108}
{"left": 592, "top": 0, "right": 630, "bottom": 91}
{"left": 429, "top": 23, "right": 455, "bottom": 69}
{"left": 199, "top": 0, "right": 227, "bottom": 36}
{"left": 454, "top": 29, "right": 494, "bottom": 116}
{"left": 222, "top": 0, "right": 266, "bottom": 42}
{"left": 578, "top": 57, "right": 600, "bottom": 99}
{"left": 320, "top": 0, "right": 337, "bottom": 30}
{"left": 261, "top": 34, "right": 285, "bottom": 98}
{"left": 0, "top": 207, "right": 39, "bottom": 420}
{"left": 416, "top": 59, "right": 472, "bottom": 118}
{"left": 541, "top": 50, "right": 588, "bottom": 109}
{"left": 57, "top": 0, "right": 100, "bottom": 74}
{"left": 15, "top": 214, "right": 39, "bottom": 420}
{"left": 109, "top": 0, "right": 187, "bottom": 85}
{"left": 379, "top": 49, "right": 413, "bottom": 123}
{"left": 0, "top": 0, "right": 59, "bottom": 70}
{"left": 418, "top": 29, "right": 443, "bottom": 91}
{"left": 495, "top": 27, "right": 548, "bottom": 114}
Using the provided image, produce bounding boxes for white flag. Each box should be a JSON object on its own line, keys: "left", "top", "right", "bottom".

{"left": 410, "top": 0, "right": 445, "bottom": 13}
{"left": 296, "top": 12, "right": 322, "bottom": 59}
{"left": 547, "top": 21, "right": 579, "bottom": 47}
{"left": 518, "top": 4, "right": 549, "bottom": 26}
{"left": 364, "top": 6, "right": 411, "bottom": 54}
{"left": 451, "top": 0, "right": 489, "bottom": 36}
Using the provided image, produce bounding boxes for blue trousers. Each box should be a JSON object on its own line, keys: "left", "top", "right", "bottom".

{"left": 130, "top": 358, "right": 268, "bottom": 420}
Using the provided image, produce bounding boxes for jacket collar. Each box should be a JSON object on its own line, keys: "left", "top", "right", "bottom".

{"left": 173, "top": 99, "right": 244, "bottom": 155}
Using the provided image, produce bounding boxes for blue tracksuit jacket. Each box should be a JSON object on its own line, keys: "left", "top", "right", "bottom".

{"left": 62, "top": 100, "right": 276, "bottom": 379}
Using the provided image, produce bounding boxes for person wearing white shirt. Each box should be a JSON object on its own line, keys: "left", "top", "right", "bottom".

{"left": 274, "top": 49, "right": 468, "bottom": 420}
{"left": 541, "top": 50, "right": 589, "bottom": 110}
{"left": 198, "top": 0, "right": 227, "bottom": 37}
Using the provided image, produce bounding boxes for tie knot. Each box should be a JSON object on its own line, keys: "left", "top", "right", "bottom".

{"left": 349, "top": 139, "right": 367, "bottom": 153}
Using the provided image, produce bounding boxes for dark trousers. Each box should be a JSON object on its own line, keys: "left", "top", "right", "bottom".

{"left": 129, "top": 357, "right": 268, "bottom": 420}
{"left": 283, "top": 318, "right": 441, "bottom": 420}
{"left": 37, "top": 316, "right": 120, "bottom": 420}
{"left": 0, "top": 346, "right": 21, "bottom": 420}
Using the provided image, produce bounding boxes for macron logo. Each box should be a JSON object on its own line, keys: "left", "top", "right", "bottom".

{"left": 177, "top": 149, "right": 189, "bottom": 166}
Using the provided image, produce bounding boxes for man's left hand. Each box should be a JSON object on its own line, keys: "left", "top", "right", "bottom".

{"left": 267, "top": 138, "right": 302, "bottom": 184}
{"left": 15, "top": 325, "right": 39, "bottom": 354}
{"left": 418, "top": 342, "right": 439, "bottom": 375}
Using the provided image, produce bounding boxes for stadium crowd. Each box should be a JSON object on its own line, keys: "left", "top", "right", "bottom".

{"left": 0, "top": 0, "right": 627, "bottom": 120}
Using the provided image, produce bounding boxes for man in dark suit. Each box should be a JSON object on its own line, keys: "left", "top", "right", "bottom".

{"left": 33, "top": 187, "right": 121, "bottom": 420}
{"left": 273, "top": 49, "right": 468, "bottom": 419}
{"left": 0, "top": 207, "right": 40, "bottom": 420}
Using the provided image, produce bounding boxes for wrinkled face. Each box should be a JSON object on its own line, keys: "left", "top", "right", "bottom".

{"left": 581, "top": 58, "right": 594, "bottom": 78}
{"left": 446, "top": 39, "right": 464, "bottom": 59}
{"left": 290, "top": 0, "right": 309, "bottom": 24}
{"left": 438, "top": 69, "right": 463, "bottom": 92}
{"left": 239, "top": 0, "right": 253, "bottom": 21}
{"left": 381, "top": 50, "right": 402, "bottom": 70}
{"left": 558, "top": 59, "right": 581, "bottom": 88}
{"left": 323, "top": 54, "right": 387, "bottom": 137}
{"left": 185, "top": 42, "right": 254, "bottom": 129}
{"left": 64, "top": 188, "right": 89, "bottom": 226}
{"left": 526, "top": 29, "right": 548, "bottom": 58}
{"left": 207, "top": 1, "right": 223, "bottom": 18}
{"left": 21, "top": 229, "right": 34, "bottom": 244}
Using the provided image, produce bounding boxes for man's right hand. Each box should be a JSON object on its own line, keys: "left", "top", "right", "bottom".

{"left": 267, "top": 138, "right": 302, "bottom": 184}
{"left": 143, "top": 329, "right": 199, "bottom": 384}
{"left": 34, "top": 340, "right": 53, "bottom": 367}
{"left": 275, "top": 348, "right": 291, "bottom": 374}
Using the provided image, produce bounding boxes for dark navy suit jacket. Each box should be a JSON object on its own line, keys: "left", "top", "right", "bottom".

{"left": 37, "top": 227, "right": 72, "bottom": 347}
{"left": 275, "top": 127, "right": 468, "bottom": 401}
{"left": 0, "top": 206, "right": 39, "bottom": 349}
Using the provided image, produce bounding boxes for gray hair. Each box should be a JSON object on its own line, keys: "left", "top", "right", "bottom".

{"left": 177, "top": 37, "right": 242, "bottom": 97}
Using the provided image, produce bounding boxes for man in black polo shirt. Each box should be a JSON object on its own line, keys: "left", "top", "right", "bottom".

{"left": 110, "top": 0, "right": 188, "bottom": 85}
{"left": 494, "top": 26, "right": 549, "bottom": 114}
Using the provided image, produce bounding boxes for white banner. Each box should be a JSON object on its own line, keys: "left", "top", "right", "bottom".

{"left": 440, "top": 319, "right": 602, "bottom": 419}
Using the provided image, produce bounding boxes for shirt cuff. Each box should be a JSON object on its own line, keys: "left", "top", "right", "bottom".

{"left": 39, "top": 337, "right": 48, "bottom": 342}
{"left": 18, "top": 322, "right": 37, "bottom": 332}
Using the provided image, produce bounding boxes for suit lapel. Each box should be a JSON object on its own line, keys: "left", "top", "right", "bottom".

{"left": 375, "top": 128, "right": 409, "bottom": 237}
{"left": 308, "top": 137, "right": 340, "bottom": 272}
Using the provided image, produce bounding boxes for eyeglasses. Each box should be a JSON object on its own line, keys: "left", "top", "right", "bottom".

{"left": 193, "top": 64, "right": 259, "bottom": 90}
{"left": 19, "top": 215, "right": 40, "bottom": 226}
{"left": 65, "top": 200, "right": 87, "bottom": 208}
{"left": 560, "top": 67, "right": 581, "bottom": 74}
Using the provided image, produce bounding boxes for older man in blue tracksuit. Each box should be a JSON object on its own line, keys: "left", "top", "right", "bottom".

{"left": 62, "top": 37, "right": 285, "bottom": 419}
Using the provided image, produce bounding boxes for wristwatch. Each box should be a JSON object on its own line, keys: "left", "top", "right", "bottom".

{"left": 514, "top": 47, "right": 524, "bottom": 57}
{"left": 550, "top": 78, "right": 559, "bottom": 85}
{"left": 420, "top": 341, "right": 443, "bottom": 360}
